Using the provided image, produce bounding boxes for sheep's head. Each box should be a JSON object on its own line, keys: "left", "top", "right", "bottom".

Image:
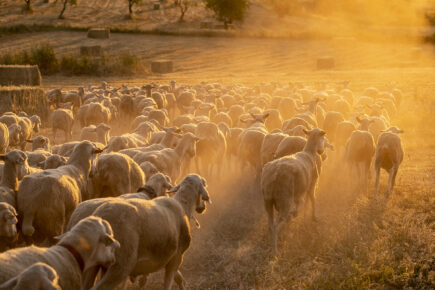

{"left": 39, "top": 155, "right": 68, "bottom": 170}
{"left": 0, "top": 262, "right": 61, "bottom": 290}
{"left": 8, "top": 124, "right": 21, "bottom": 146}
{"left": 303, "top": 128, "right": 326, "bottom": 155}
{"left": 356, "top": 116, "right": 374, "bottom": 131}
{"left": 146, "top": 173, "right": 173, "bottom": 198}
{"left": 56, "top": 216, "right": 119, "bottom": 290}
{"left": 195, "top": 176, "right": 211, "bottom": 214}
{"left": 0, "top": 150, "right": 30, "bottom": 181}
{"left": 0, "top": 202, "right": 18, "bottom": 239}
{"left": 382, "top": 126, "right": 404, "bottom": 134}
{"left": 30, "top": 115, "right": 42, "bottom": 133}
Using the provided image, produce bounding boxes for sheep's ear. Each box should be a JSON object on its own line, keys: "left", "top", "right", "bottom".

{"left": 37, "top": 161, "right": 45, "bottom": 168}
{"left": 167, "top": 184, "right": 180, "bottom": 193}
{"left": 356, "top": 116, "right": 361, "bottom": 123}
{"left": 263, "top": 112, "right": 270, "bottom": 119}
{"left": 319, "top": 131, "right": 326, "bottom": 136}
{"left": 0, "top": 155, "right": 5, "bottom": 161}
{"left": 200, "top": 186, "right": 211, "bottom": 204}
{"left": 397, "top": 129, "right": 404, "bottom": 134}
{"left": 302, "top": 129, "right": 309, "bottom": 135}
{"left": 54, "top": 233, "right": 66, "bottom": 241}
{"left": 26, "top": 139, "right": 33, "bottom": 143}
{"left": 40, "top": 139, "right": 46, "bottom": 144}
{"left": 92, "top": 148, "right": 104, "bottom": 154}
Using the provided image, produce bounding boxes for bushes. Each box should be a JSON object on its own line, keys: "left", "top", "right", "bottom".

{"left": 0, "top": 44, "right": 58, "bottom": 75}
{"left": 0, "top": 44, "right": 143, "bottom": 76}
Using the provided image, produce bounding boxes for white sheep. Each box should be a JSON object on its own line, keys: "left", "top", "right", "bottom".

{"left": 0, "top": 123, "right": 9, "bottom": 154}
{"left": 0, "top": 262, "right": 60, "bottom": 290}
{"left": 0, "top": 216, "right": 119, "bottom": 290}
{"left": 17, "top": 141, "right": 104, "bottom": 244}
{"left": 375, "top": 127, "right": 404, "bottom": 196}
{"left": 0, "top": 151, "right": 30, "bottom": 208}
{"left": 261, "top": 128, "right": 327, "bottom": 255}
{"left": 51, "top": 109, "right": 74, "bottom": 143}
{"left": 0, "top": 202, "right": 18, "bottom": 252}
{"left": 89, "top": 153, "right": 145, "bottom": 199}
{"left": 80, "top": 123, "right": 111, "bottom": 145}
{"left": 67, "top": 174, "right": 210, "bottom": 290}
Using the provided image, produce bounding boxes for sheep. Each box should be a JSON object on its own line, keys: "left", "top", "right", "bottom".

{"left": 282, "top": 117, "right": 311, "bottom": 132}
{"left": 0, "top": 262, "right": 60, "bottom": 290}
{"left": 131, "top": 133, "right": 199, "bottom": 183}
{"left": 77, "top": 103, "right": 111, "bottom": 128}
{"left": 228, "top": 105, "right": 245, "bottom": 127}
{"left": 6, "top": 124, "right": 21, "bottom": 149}
{"left": 273, "top": 136, "right": 307, "bottom": 160}
{"left": 260, "top": 133, "right": 287, "bottom": 166}
{"left": 67, "top": 173, "right": 173, "bottom": 231}
{"left": 322, "top": 111, "right": 345, "bottom": 143}
{"left": 80, "top": 123, "right": 111, "bottom": 145}
{"left": 51, "top": 109, "right": 74, "bottom": 143}
{"left": 194, "top": 122, "right": 227, "bottom": 178}
{"left": 0, "top": 151, "right": 29, "bottom": 208}
{"left": 261, "top": 128, "right": 327, "bottom": 255}
{"left": 89, "top": 153, "right": 145, "bottom": 199}
{"left": 26, "top": 135, "right": 50, "bottom": 152}
{"left": 238, "top": 113, "right": 270, "bottom": 173}
{"left": 17, "top": 141, "right": 104, "bottom": 244}
{"left": 140, "top": 161, "right": 159, "bottom": 181}
{"left": 39, "top": 155, "right": 68, "bottom": 170}
{"left": 344, "top": 126, "right": 375, "bottom": 194}
{"left": 264, "top": 109, "right": 283, "bottom": 132}
{"left": 29, "top": 115, "right": 42, "bottom": 134}
{"left": 375, "top": 127, "right": 404, "bottom": 196}
{"left": 0, "top": 202, "right": 18, "bottom": 252}
{"left": 0, "top": 123, "right": 8, "bottom": 154}
{"left": 0, "top": 216, "right": 119, "bottom": 290}
{"left": 368, "top": 116, "right": 388, "bottom": 143}
{"left": 51, "top": 141, "right": 80, "bottom": 157}
{"left": 67, "top": 174, "right": 210, "bottom": 290}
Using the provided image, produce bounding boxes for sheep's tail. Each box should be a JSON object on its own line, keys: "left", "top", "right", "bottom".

{"left": 22, "top": 212, "right": 35, "bottom": 237}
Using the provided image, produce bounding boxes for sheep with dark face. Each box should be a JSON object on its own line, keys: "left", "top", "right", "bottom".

{"left": 67, "top": 174, "right": 210, "bottom": 290}
{"left": 17, "top": 141, "right": 104, "bottom": 244}
{"left": 0, "top": 216, "right": 119, "bottom": 290}
{"left": 262, "top": 128, "right": 326, "bottom": 255}
{"left": 375, "top": 127, "right": 404, "bottom": 197}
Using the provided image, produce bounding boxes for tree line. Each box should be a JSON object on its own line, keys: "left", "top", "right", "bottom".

{"left": 22, "top": 0, "right": 250, "bottom": 28}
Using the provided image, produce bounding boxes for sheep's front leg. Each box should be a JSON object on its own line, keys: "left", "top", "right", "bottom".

{"left": 264, "top": 198, "right": 274, "bottom": 234}
{"left": 386, "top": 166, "right": 398, "bottom": 197}
{"left": 307, "top": 185, "right": 317, "bottom": 221}
{"left": 174, "top": 270, "right": 186, "bottom": 290}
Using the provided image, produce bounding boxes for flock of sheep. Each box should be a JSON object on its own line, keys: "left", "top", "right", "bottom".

{"left": 0, "top": 80, "right": 404, "bottom": 289}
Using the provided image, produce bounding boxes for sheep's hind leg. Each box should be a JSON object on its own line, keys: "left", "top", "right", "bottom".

{"left": 163, "top": 255, "right": 183, "bottom": 290}
{"left": 374, "top": 163, "right": 381, "bottom": 195}
{"left": 174, "top": 270, "right": 186, "bottom": 290}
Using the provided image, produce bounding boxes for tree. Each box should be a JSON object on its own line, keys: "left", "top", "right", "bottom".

{"left": 175, "top": 0, "right": 196, "bottom": 22}
{"left": 58, "top": 0, "right": 77, "bottom": 19}
{"left": 128, "top": 0, "right": 142, "bottom": 18}
{"left": 204, "top": 0, "right": 249, "bottom": 29}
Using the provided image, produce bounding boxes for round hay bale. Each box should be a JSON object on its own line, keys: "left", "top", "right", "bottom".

{"left": 0, "top": 86, "right": 49, "bottom": 121}
{"left": 87, "top": 28, "right": 110, "bottom": 39}
{"left": 151, "top": 60, "right": 173, "bottom": 74}
{"left": 0, "top": 65, "right": 41, "bottom": 86}
{"left": 317, "top": 57, "right": 335, "bottom": 70}
{"left": 80, "top": 45, "right": 103, "bottom": 56}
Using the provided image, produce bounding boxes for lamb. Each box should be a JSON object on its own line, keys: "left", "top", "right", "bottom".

{"left": 0, "top": 151, "right": 29, "bottom": 208}
{"left": 67, "top": 174, "right": 210, "bottom": 290}
{"left": 17, "top": 141, "right": 104, "bottom": 244}
{"left": 0, "top": 216, "right": 119, "bottom": 290}
{"left": 80, "top": 123, "right": 111, "bottom": 145}
{"left": 26, "top": 135, "right": 50, "bottom": 152}
{"left": 344, "top": 120, "right": 376, "bottom": 194}
{"left": 261, "top": 128, "right": 327, "bottom": 255}
{"left": 0, "top": 123, "right": 8, "bottom": 154}
{"left": 51, "top": 109, "right": 74, "bottom": 143}
{"left": 89, "top": 153, "right": 145, "bottom": 199}
{"left": 0, "top": 262, "right": 60, "bottom": 290}
{"left": 0, "top": 202, "right": 18, "bottom": 252}
{"left": 374, "top": 127, "right": 404, "bottom": 196}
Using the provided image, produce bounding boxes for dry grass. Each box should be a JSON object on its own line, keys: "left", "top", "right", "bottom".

{"left": 0, "top": 86, "right": 49, "bottom": 120}
{"left": 0, "top": 64, "right": 41, "bottom": 86}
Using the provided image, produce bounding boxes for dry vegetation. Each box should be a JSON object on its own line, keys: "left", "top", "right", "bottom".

{"left": 0, "top": 0, "right": 434, "bottom": 289}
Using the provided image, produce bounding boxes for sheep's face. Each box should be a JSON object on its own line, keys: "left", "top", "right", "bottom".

{"left": 2, "top": 150, "right": 30, "bottom": 179}
{"left": 304, "top": 129, "right": 326, "bottom": 155}
{"left": 0, "top": 203, "right": 18, "bottom": 239}
{"left": 8, "top": 125, "right": 21, "bottom": 146}
{"left": 67, "top": 217, "right": 119, "bottom": 290}
{"left": 43, "top": 155, "right": 68, "bottom": 170}
{"left": 195, "top": 176, "right": 211, "bottom": 214}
